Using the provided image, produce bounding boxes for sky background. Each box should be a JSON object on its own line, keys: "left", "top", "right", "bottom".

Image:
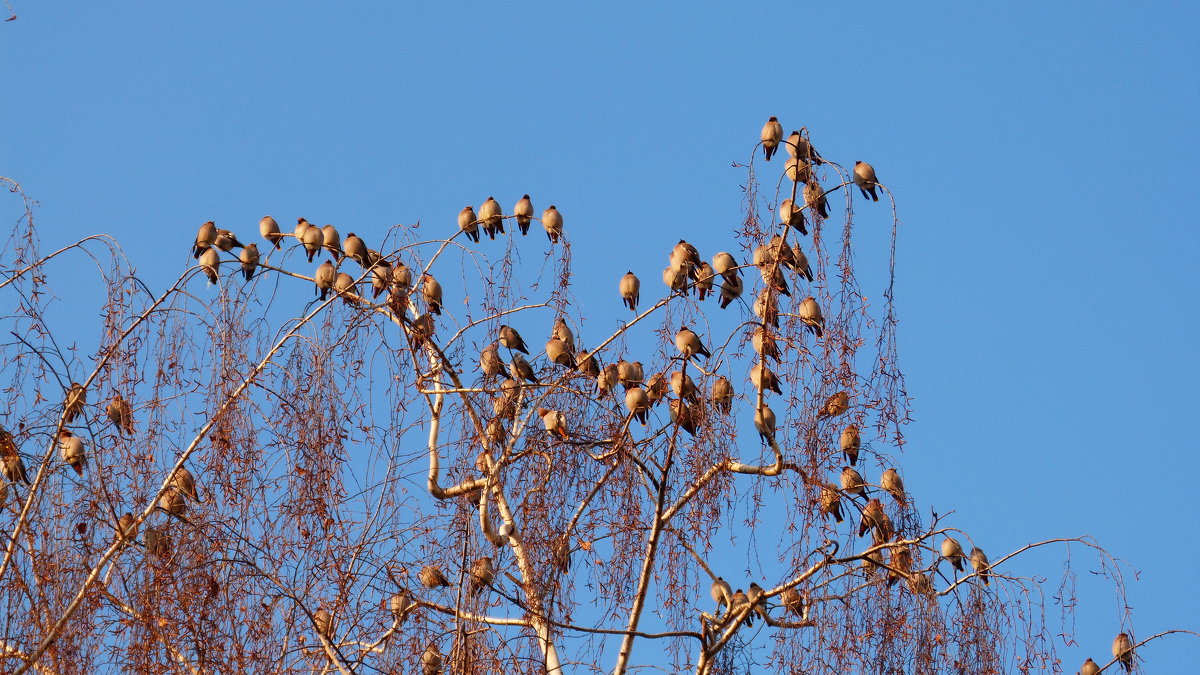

{"left": 3, "top": 1, "right": 1198, "bottom": 671}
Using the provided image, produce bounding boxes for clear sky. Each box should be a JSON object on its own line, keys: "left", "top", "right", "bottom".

{"left": 2, "top": 1, "right": 1198, "bottom": 671}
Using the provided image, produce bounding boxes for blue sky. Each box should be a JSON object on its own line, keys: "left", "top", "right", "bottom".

{"left": 3, "top": 1, "right": 1198, "bottom": 670}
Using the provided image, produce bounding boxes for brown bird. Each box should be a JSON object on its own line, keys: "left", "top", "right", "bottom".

{"left": 542, "top": 205, "right": 563, "bottom": 243}
{"left": 391, "top": 261, "right": 413, "bottom": 294}
{"left": 342, "top": 233, "right": 368, "bottom": 267}
{"left": 421, "top": 643, "right": 444, "bottom": 675}
{"left": 804, "top": 180, "right": 830, "bottom": 220}
{"left": 419, "top": 565, "right": 451, "bottom": 589}
{"left": 1079, "top": 657, "right": 1100, "bottom": 675}
{"left": 645, "top": 371, "right": 668, "bottom": 406}
{"left": 240, "top": 243, "right": 259, "bottom": 281}
{"left": 856, "top": 497, "right": 883, "bottom": 538}
{"left": 199, "top": 247, "right": 221, "bottom": 284}
{"left": 746, "top": 582, "right": 770, "bottom": 623}
{"left": 294, "top": 217, "right": 312, "bottom": 242}
{"left": 545, "top": 338, "right": 576, "bottom": 368}
{"left": 422, "top": 274, "right": 443, "bottom": 315}
{"left": 668, "top": 399, "right": 697, "bottom": 436}
{"left": 513, "top": 194, "right": 534, "bottom": 235}
{"left": 970, "top": 547, "right": 991, "bottom": 586}
{"left": 259, "top": 216, "right": 282, "bottom": 249}
{"left": 819, "top": 391, "right": 850, "bottom": 419}
{"left": 333, "top": 272, "right": 356, "bottom": 303}
{"left": 840, "top": 425, "right": 860, "bottom": 466}
{"left": 1112, "top": 633, "right": 1134, "bottom": 673}
{"left": 753, "top": 288, "right": 779, "bottom": 327}
{"left": 538, "top": 408, "right": 569, "bottom": 439}
{"left": 842, "top": 467, "right": 869, "bottom": 503}
{"left": 313, "top": 608, "right": 333, "bottom": 639}
{"left": 880, "top": 468, "right": 905, "bottom": 503}
{"left": 301, "top": 222, "right": 324, "bottom": 262}
{"left": 941, "top": 536, "right": 966, "bottom": 573}
{"left": 388, "top": 591, "right": 413, "bottom": 622}
{"left": 798, "top": 296, "right": 824, "bottom": 338}
{"left": 409, "top": 313, "right": 435, "bottom": 345}
{"left": 759, "top": 263, "right": 791, "bottom": 297}
{"left": 214, "top": 228, "right": 244, "bottom": 252}
{"left": 662, "top": 265, "right": 688, "bottom": 294}
{"left": 193, "top": 221, "right": 216, "bottom": 258}
{"left": 158, "top": 486, "right": 187, "bottom": 517}
{"left": 550, "top": 534, "right": 572, "bottom": 574}
{"left": 785, "top": 129, "right": 823, "bottom": 165}
{"left": 63, "top": 382, "right": 87, "bottom": 423}
{"left": 785, "top": 156, "right": 812, "bottom": 184}
{"left": 780, "top": 587, "right": 807, "bottom": 618}
{"left": 711, "top": 376, "right": 733, "bottom": 414}
{"left": 596, "top": 363, "right": 619, "bottom": 395}
{"left": 886, "top": 546, "right": 912, "bottom": 587}
{"left": 314, "top": 260, "right": 336, "bottom": 300}
{"left": 551, "top": 317, "right": 575, "bottom": 353}
{"left": 670, "top": 370, "right": 697, "bottom": 400}
{"left": 719, "top": 274, "right": 743, "bottom": 309}
{"left": 819, "top": 483, "right": 844, "bottom": 523}
{"left": 711, "top": 576, "right": 732, "bottom": 614}
{"left": 616, "top": 360, "right": 644, "bottom": 390}
{"left": 749, "top": 363, "right": 783, "bottom": 395}
{"left": 695, "top": 263, "right": 715, "bottom": 301}
{"left": 509, "top": 353, "right": 539, "bottom": 383}
{"left": 625, "top": 386, "right": 650, "bottom": 425}
{"left": 780, "top": 198, "right": 807, "bottom": 235}
{"left": 498, "top": 325, "right": 529, "bottom": 354}
{"left": 731, "top": 588, "right": 752, "bottom": 626}
{"left": 469, "top": 556, "right": 495, "bottom": 595}
{"left": 171, "top": 466, "right": 199, "bottom": 502}
{"left": 458, "top": 205, "right": 480, "bottom": 243}
{"left": 480, "top": 343, "right": 505, "bottom": 378}
{"left": 675, "top": 326, "right": 711, "bottom": 359}
{"left": 791, "top": 245, "right": 814, "bottom": 282}
{"left": 754, "top": 402, "right": 776, "bottom": 443}
{"left": 479, "top": 197, "right": 504, "bottom": 239}
{"left": 760, "top": 116, "right": 783, "bottom": 161}
{"left": 106, "top": 394, "right": 135, "bottom": 436}
{"left": 711, "top": 251, "right": 739, "bottom": 280}
{"left": 1, "top": 454, "right": 28, "bottom": 486}
{"left": 854, "top": 161, "right": 880, "bottom": 202}
{"left": 116, "top": 512, "right": 138, "bottom": 542}
{"left": 321, "top": 225, "right": 341, "bottom": 260}
{"left": 576, "top": 350, "right": 600, "bottom": 378}
{"left": 58, "top": 429, "right": 85, "bottom": 475}
{"left": 371, "top": 260, "right": 392, "bottom": 298}
{"left": 145, "top": 526, "right": 171, "bottom": 558}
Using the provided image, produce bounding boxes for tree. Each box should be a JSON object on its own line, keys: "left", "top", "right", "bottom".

{"left": 0, "top": 122, "right": 1186, "bottom": 674}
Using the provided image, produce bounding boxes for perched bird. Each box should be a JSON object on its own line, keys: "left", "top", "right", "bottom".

{"left": 791, "top": 245, "right": 814, "bottom": 282}
{"left": 711, "top": 376, "right": 733, "bottom": 414}
{"left": 313, "top": 608, "right": 333, "bottom": 639}
{"left": 509, "top": 353, "right": 539, "bottom": 383}
{"left": 840, "top": 425, "right": 860, "bottom": 466}
{"left": 388, "top": 591, "right": 413, "bottom": 622}
{"left": 144, "top": 526, "right": 171, "bottom": 558}
{"left": 480, "top": 343, "right": 505, "bottom": 378}
{"left": 711, "top": 576, "right": 732, "bottom": 614}
{"left": 64, "top": 382, "right": 87, "bottom": 423}
{"left": 711, "top": 251, "right": 739, "bottom": 280}
{"left": 171, "top": 466, "right": 199, "bottom": 502}
{"left": 498, "top": 325, "right": 529, "bottom": 354}
{"left": 422, "top": 274, "right": 443, "bottom": 315}
{"left": 970, "top": 547, "right": 991, "bottom": 586}
{"left": 419, "top": 565, "right": 451, "bottom": 589}
{"left": 819, "top": 391, "right": 850, "bottom": 418}
{"left": 596, "top": 363, "right": 619, "bottom": 395}
{"left": 749, "top": 363, "right": 783, "bottom": 395}
{"left": 479, "top": 196, "right": 504, "bottom": 239}
{"left": 294, "top": 217, "right": 312, "bottom": 241}
{"left": 551, "top": 317, "right": 575, "bottom": 353}
{"left": 575, "top": 350, "right": 600, "bottom": 378}
{"left": 675, "top": 326, "right": 712, "bottom": 359}
{"left": 941, "top": 536, "right": 966, "bottom": 572}
{"left": 819, "top": 483, "right": 844, "bottom": 523}
{"left": 780, "top": 198, "right": 807, "bottom": 235}
{"left": 458, "top": 206, "right": 480, "bottom": 243}
{"left": 842, "top": 467, "right": 869, "bottom": 502}
{"left": 199, "top": 247, "right": 221, "bottom": 284}
{"left": 334, "top": 272, "right": 356, "bottom": 303}
{"left": 550, "top": 534, "right": 572, "bottom": 574}
{"left": 321, "top": 225, "right": 341, "bottom": 260}
{"left": 2, "top": 455, "right": 28, "bottom": 486}
{"left": 259, "top": 216, "right": 282, "bottom": 249}
{"left": 371, "top": 261, "right": 392, "bottom": 298}
{"left": 625, "top": 387, "right": 650, "bottom": 425}
{"left": 314, "top": 260, "right": 336, "bottom": 301}
{"left": 469, "top": 556, "right": 495, "bottom": 595}
{"left": 798, "top": 297, "right": 824, "bottom": 338}
{"left": 391, "top": 261, "right": 413, "bottom": 294}
{"left": 668, "top": 399, "right": 697, "bottom": 436}
{"left": 780, "top": 587, "right": 807, "bottom": 618}
{"left": 409, "top": 313, "right": 435, "bottom": 345}
{"left": 854, "top": 161, "right": 880, "bottom": 202}
{"left": 116, "top": 512, "right": 138, "bottom": 542}
{"left": 645, "top": 371, "right": 668, "bottom": 405}
{"left": 513, "top": 194, "right": 534, "bottom": 235}
{"left": 785, "top": 156, "right": 812, "bottom": 184}
{"left": 662, "top": 266, "right": 688, "bottom": 294}
{"left": 754, "top": 402, "right": 776, "bottom": 443}
{"left": 753, "top": 288, "right": 779, "bottom": 327}
{"left": 1112, "top": 633, "right": 1134, "bottom": 673}
{"left": 239, "top": 243, "right": 259, "bottom": 281}
{"left": 106, "top": 394, "right": 135, "bottom": 436}
{"left": 616, "top": 360, "right": 644, "bottom": 389}
{"left": 886, "top": 546, "right": 913, "bottom": 587}
{"left": 421, "top": 643, "right": 444, "bottom": 675}
{"left": 214, "top": 229, "right": 243, "bottom": 252}
{"left": 619, "top": 271, "right": 640, "bottom": 311}
{"left": 538, "top": 408, "right": 569, "bottom": 439}
{"left": 301, "top": 222, "right": 324, "bottom": 263}
{"left": 785, "top": 130, "right": 823, "bottom": 165}
{"left": 542, "top": 205, "right": 563, "bottom": 243}
{"left": 719, "top": 274, "right": 743, "bottom": 309}
{"left": 670, "top": 370, "right": 697, "bottom": 400}
{"left": 193, "top": 221, "right": 216, "bottom": 258}
{"left": 1079, "top": 658, "right": 1100, "bottom": 675}
{"left": 760, "top": 116, "right": 783, "bottom": 161}
{"left": 759, "top": 264, "right": 791, "bottom": 297}
{"left": 158, "top": 486, "right": 187, "bottom": 517}
{"left": 804, "top": 180, "right": 830, "bottom": 220}
{"left": 545, "top": 338, "right": 576, "bottom": 368}
{"left": 747, "top": 582, "right": 770, "bottom": 623}
{"left": 342, "top": 233, "right": 368, "bottom": 267}
{"left": 58, "top": 430, "right": 85, "bottom": 475}
{"left": 880, "top": 468, "right": 905, "bottom": 503}
{"left": 857, "top": 498, "right": 884, "bottom": 538}
{"left": 731, "top": 588, "right": 754, "bottom": 627}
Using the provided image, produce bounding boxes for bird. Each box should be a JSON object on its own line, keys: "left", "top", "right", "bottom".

{"left": 116, "top": 512, "right": 138, "bottom": 542}
{"left": 498, "top": 325, "right": 529, "bottom": 354}
{"left": 1112, "top": 633, "right": 1134, "bottom": 672}
{"left": 819, "top": 391, "right": 850, "bottom": 418}
{"left": 199, "top": 247, "right": 221, "bottom": 284}
{"left": 711, "top": 376, "right": 733, "bottom": 414}
{"left": 313, "top": 608, "right": 333, "bottom": 639}
{"left": 711, "top": 576, "right": 732, "bottom": 614}
{"left": 616, "top": 360, "right": 644, "bottom": 390}
{"left": 513, "top": 194, "right": 534, "bottom": 235}
{"left": 675, "top": 326, "right": 711, "bottom": 359}
{"left": 760, "top": 116, "right": 783, "bottom": 161}
{"left": 542, "top": 205, "right": 563, "bottom": 243}
{"left": 509, "top": 353, "right": 539, "bottom": 384}
{"left": 747, "top": 582, "right": 770, "bottom": 623}
{"left": 63, "top": 382, "right": 87, "bottom": 423}
{"left": 819, "top": 483, "right": 844, "bottom": 523}
{"left": 780, "top": 198, "right": 807, "bottom": 235}
{"left": 342, "top": 233, "right": 367, "bottom": 267}
{"left": 239, "top": 243, "right": 259, "bottom": 281}
{"left": 321, "top": 225, "right": 341, "bottom": 260}
{"left": 670, "top": 370, "right": 697, "bottom": 400}
{"left": 314, "top": 260, "right": 336, "bottom": 301}
{"left": 619, "top": 271, "right": 640, "bottom": 311}
{"left": 754, "top": 402, "right": 776, "bottom": 443}
{"left": 719, "top": 274, "right": 743, "bottom": 309}
{"left": 391, "top": 261, "right": 413, "bottom": 294}
{"left": 301, "top": 222, "right": 324, "bottom": 262}
{"left": 785, "top": 156, "right": 812, "bottom": 184}
{"left": 538, "top": 408, "right": 569, "bottom": 439}
{"left": 480, "top": 343, "right": 505, "bottom": 378}
{"left": 551, "top": 317, "right": 575, "bottom": 353}
{"left": 840, "top": 425, "right": 860, "bottom": 466}
{"left": 334, "top": 272, "right": 357, "bottom": 303}
{"left": 388, "top": 591, "right": 413, "bottom": 623}
{"left": 58, "top": 430, "right": 85, "bottom": 475}
{"left": 791, "top": 245, "right": 814, "bottom": 282}
{"left": 798, "top": 297, "right": 824, "bottom": 338}
{"left": 422, "top": 643, "right": 444, "bottom": 675}
{"left": 371, "top": 261, "right": 392, "bottom": 298}
{"left": 105, "top": 394, "right": 135, "bottom": 436}
{"left": 759, "top": 264, "right": 790, "bottom": 297}
{"left": 259, "top": 216, "right": 282, "bottom": 249}
{"left": 804, "top": 180, "right": 830, "bottom": 220}
{"left": 780, "top": 587, "right": 807, "bottom": 617}
{"left": 625, "top": 387, "right": 649, "bottom": 426}
{"left": 941, "top": 536, "right": 966, "bottom": 572}
{"left": 458, "top": 206, "right": 480, "bottom": 243}
{"left": 1079, "top": 657, "right": 1100, "bottom": 675}
{"left": 479, "top": 197, "right": 504, "bottom": 239}
{"left": 749, "top": 363, "right": 783, "bottom": 395}
{"left": 596, "top": 363, "right": 619, "bottom": 396}
{"left": 294, "top": 217, "right": 312, "bottom": 242}
{"left": 2, "top": 455, "right": 29, "bottom": 486}
{"left": 409, "top": 313, "right": 435, "bottom": 345}
{"left": 970, "top": 547, "right": 991, "bottom": 586}
{"left": 213, "top": 228, "right": 243, "bottom": 252}
{"left": 575, "top": 350, "right": 600, "bottom": 378}
{"left": 422, "top": 274, "right": 442, "bottom": 315}
{"left": 419, "top": 565, "right": 451, "bottom": 589}
{"left": 645, "top": 371, "right": 667, "bottom": 406}
{"left": 667, "top": 399, "right": 697, "bottom": 436}
{"left": 854, "top": 161, "right": 880, "bottom": 202}
{"left": 662, "top": 266, "right": 688, "bottom": 294}
{"left": 469, "top": 556, "right": 495, "bottom": 595}
{"left": 785, "top": 130, "right": 823, "bottom": 165}
{"left": 158, "top": 486, "right": 187, "bottom": 517}
{"left": 545, "top": 338, "right": 576, "bottom": 368}
{"left": 711, "top": 252, "right": 739, "bottom": 281}
{"left": 170, "top": 466, "right": 199, "bottom": 502}
{"left": 731, "top": 588, "right": 751, "bottom": 625}
{"left": 193, "top": 221, "right": 216, "bottom": 258}
{"left": 753, "top": 288, "right": 779, "bottom": 327}
{"left": 881, "top": 468, "right": 905, "bottom": 503}
{"left": 842, "top": 465, "right": 869, "bottom": 502}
